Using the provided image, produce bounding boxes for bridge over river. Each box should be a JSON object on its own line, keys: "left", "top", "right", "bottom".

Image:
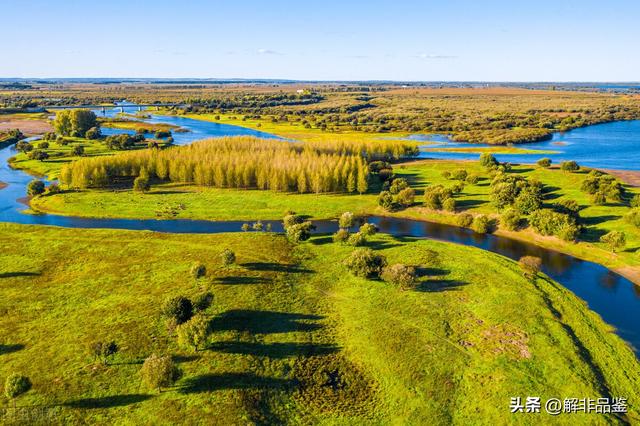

{"left": 43, "top": 103, "right": 189, "bottom": 113}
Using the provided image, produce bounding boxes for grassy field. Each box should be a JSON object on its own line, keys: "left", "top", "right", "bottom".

{"left": 0, "top": 223, "right": 637, "bottom": 424}
{"left": 31, "top": 158, "right": 640, "bottom": 282}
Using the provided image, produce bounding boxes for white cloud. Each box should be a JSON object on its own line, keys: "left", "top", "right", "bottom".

{"left": 415, "top": 53, "right": 457, "bottom": 59}
{"left": 257, "top": 48, "right": 282, "bottom": 55}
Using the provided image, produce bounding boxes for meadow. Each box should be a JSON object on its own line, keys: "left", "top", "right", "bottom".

{"left": 0, "top": 223, "right": 638, "bottom": 424}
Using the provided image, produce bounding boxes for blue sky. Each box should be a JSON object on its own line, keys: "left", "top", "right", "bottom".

{"left": 3, "top": 0, "right": 639, "bottom": 81}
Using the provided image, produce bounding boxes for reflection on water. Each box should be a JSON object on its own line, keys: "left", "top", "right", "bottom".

{"left": 0, "top": 106, "right": 639, "bottom": 354}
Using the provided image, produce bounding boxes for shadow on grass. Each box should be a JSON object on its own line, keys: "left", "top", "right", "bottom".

{"left": 241, "top": 262, "right": 313, "bottom": 274}
{"left": 64, "top": 394, "right": 152, "bottom": 409}
{"left": 211, "top": 310, "right": 324, "bottom": 334}
{"left": 310, "top": 236, "right": 334, "bottom": 245}
{"left": 581, "top": 215, "right": 622, "bottom": 226}
{"left": 0, "top": 344, "right": 25, "bottom": 355}
{"left": 415, "top": 267, "right": 449, "bottom": 277}
{"left": 416, "top": 279, "right": 468, "bottom": 292}
{"left": 207, "top": 341, "right": 339, "bottom": 359}
{"left": 0, "top": 272, "right": 39, "bottom": 279}
{"left": 456, "top": 199, "right": 488, "bottom": 210}
{"left": 179, "top": 373, "right": 295, "bottom": 394}
{"left": 365, "top": 241, "right": 403, "bottom": 250}
{"left": 214, "top": 276, "right": 272, "bottom": 285}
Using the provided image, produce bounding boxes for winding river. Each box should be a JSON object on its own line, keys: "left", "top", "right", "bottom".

{"left": 1, "top": 105, "right": 639, "bottom": 354}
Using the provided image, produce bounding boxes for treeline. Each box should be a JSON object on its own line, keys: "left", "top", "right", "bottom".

{"left": 60, "top": 137, "right": 384, "bottom": 193}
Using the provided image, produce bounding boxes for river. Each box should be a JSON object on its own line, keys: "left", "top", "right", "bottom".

{"left": 1, "top": 105, "right": 639, "bottom": 354}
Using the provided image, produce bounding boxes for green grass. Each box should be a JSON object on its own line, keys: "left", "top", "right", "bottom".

{"left": 0, "top": 223, "right": 637, "bottom": 423}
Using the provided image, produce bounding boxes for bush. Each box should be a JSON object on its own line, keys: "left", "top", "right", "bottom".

{"left": 176, "top": 314, "right": 209, "bottom": 351}
{"left": 591, "top": 191, "right": 607, "bottom": 205}
{"left": 471, "top": 215, "right": 491, "bottom": 234}
{"left": 537, "top": 158, "right": 551, "bottom": 168}
{"left": 27, "top": 179, "right": 45, "bottom": 196}
{"left": 529, "top": 209, "right": 578, "bottom": 241}
{"left": 133, "top": 176, "right": 150, "bottom": 193}
{"left": 89, "top": 340, "right": 118, "bottom": 364}
{"left": 343, "top": 248, "right": 387, "bottom": 278}
{"left": 554, "top": 199, "right": 580, "bottom": 219}
{"left": 193, "top": 292, "right": 214, "bottom": 311}
{"left": 286, "top": 221, "right": 315, "bottom": 243}
{"left": 339, "top": 211, "right": 355, "bottom": 229}
{"left": 466, "top": 174, "right": 480, "bottom": 185}
{"left": 451, "top": 182, "right": 465, "bottom": 194}
{"left": 252, "top": 221, "right": 264, "bottom": 231}
{"left": 332, "top": 228, "right": 350, "bottom": 243}
{"left": 557, "top": 223, "right": 580, "bottom": 242}
{"left": 519, "top": 256, "right": 542, "bottom": 279}
{"left": 283, "top": 213, "right": 304, "bottom": 229}
{"left": 53, "top": 109, "right": 98, "bottom": 136}
{"left": 359, "top": 223, "right": 378, "bottom": 236}
{"left": 514, "top": 188, "right": 542, "bottom": 214}
{"left": 480, "top": 153, "right": 498, "bottom": 168}
{"left": 442, "top": 197, "right": 456, "bottom": 212}
{"left": 28, "top": 149, "right": 49, "bottom": 161}
{"left": 381, "top": 264, "right": 418, "bottom": 290}
{"left": 441, "top": 170, "right": 451, "bottom": 180}
{"left": 625, "top": 209, "right": 640, "bottom": 228}
{"left": 16, "top": 140, "right": 33, "bottom": 152}
{"left": 631, "top": 194, "right": 640, "bottom": 208}
{"left": 241, "top": 223, "right": 251, "bottom": 232}
{"left": 85, "top": 127, "right": 101, "bottom": 140}
{"left": 377, "top": 191, "right": 394, "bottom": 211}
{"left": 73, "top": 145, "right": 85, "bottom": 156}
{"left": 220, "top": 248, "right": 236, "bottom": 265}
{"left": 4, "top": 374, "right": 31, "bottom": 404}
{"left": 455, "top": 213, "right": 474, "bottom": 228}
{"left": 423, "top": 185, "right": 452, "bottom": 210}
{"left": 600, "top": 231, "right": 626, "bottom": 252}
{"left": 389, "top": 178, "right": 409, "bottom": 194}
{"left": 191, "top": 263, "right": 206, "bottom": 279}
{"left": 395, "top": 187, "right": 415, "bottom": 207}
{"left": 560, "top": 161, "right": 580, "bottom": 172}
{"left": 501, "top": 209, "right": 521, "bottom": 231}
{"left": 347, "top": 232, "right": 366, "bottom": 247}
{"left": 162, "top": 296, "right": 193, "bottom": 324}
{"left": 47, "top": 183, "right": 61, "bottom": 195}
{"left": 452, "top": 169, "right": 468, "bottom": 181}
{"left": 38, "top": 141, "right": 49, "bottom": 149}
{"left": 140, "top": 354, "right": 182, "bottom": 392}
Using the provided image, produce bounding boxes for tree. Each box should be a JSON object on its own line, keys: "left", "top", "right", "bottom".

{"left": 339, "top": 212, "right": 355, "bottom": 229}
{"left": 347, "top": 232, "right": 366, "bottom": 247}
{"left": 332, "top": 228, "right": 350, "bottom": 243}
{"left": 631, "top": 194, "right": 640, "bottom": 208}
{"left": 27, "top": 179, "right": 45, "bottom": 196}
{"left": 140, "top": 354, "right": 182, "bottom": 392}
{"left": 16, "top": 140, "right": 33, "bottom": 153}
{"left": 501, "top": 209, "right": 521, "bottom": 231}
{"left": 38, "top": 141, "right": 49, "bottom": 149}
{"left": 176, "top": 315, "right": 209, "bottom": 351}
{"left": 252, "top": 221, "right": 263, "bottom": 231}
{"left": 466, "top": 174, "right": 480, "bottom": 185}
{"left": 395, "top": 187, "right": 415, "bottom": 208}
{"left": 53, "top": 109, "right": 98, "bottom": 136}
{"left": 73, "top": 145, "right": 85, "bottom": 156}
{"left": 455, "top": 213, "right": 474, "bottom": 228}
{"left": 357, "top": 165, "right": 369, "bottom": 194}
{"left": 600, "top": 231, "right": 626, "bottom": 252}
{"left": 162, "top": 296, "right": 193, "bottom": 324}
{"left": 377, "top": 191, "right": 394, "bottom": 211}
{"left": 560, "top": 161, "right": 580, "bottom": 172}
{"left": 28, "top": 150, "right": 49, "bottom": 161}
{"left": 442, "top": 197, "right": 456, "bottom": 212}
{"left": 4, "top": 374, "right": 31, "bottom": 408}
{"left": 133, "top": 176, "right": 150, "bottom": 193}
{"left": 479, "top": 153, "right": 498, "bottom": 168}
{"left": 452, "top": 169, "right": 468, "bottom": 181}
{"left": 191, "top": 263, "right": 206, "bottom": 279}
{"left": 389, "top": 178, "right": 409, "bottom": 194}
{"left": 514, "top": 188, "right": 542, "bottom": 214}
{"left": 519, "top": 256, "right": 542, "bottom": 279}
{"left": 241, "top": 223, "right": 251, "bottom": 232}
{"left": 359, "top": 223, "right": 378, "bottom": 236}
{"left": 220, "top": 249, "right": 236, "bottom": 266}
{"left": 471, "top": 215, "right": 491, "bottom": 234}
{"left": 286, "top": 221, "right": 315, "bottom": 243}
{"left": 381, "top": 264, "right": 418, "bottom": 290}
{"left": 537, "top": 158, "right": 551, "bottom": 168}
{"left": 89, "top": 340, "right": 118, "bottom": 364}
{"left": 85, "top": 127, "right": 101, "bottom": 140}
{"left": 343, "top": 248, "right": 387, "bottom": 278}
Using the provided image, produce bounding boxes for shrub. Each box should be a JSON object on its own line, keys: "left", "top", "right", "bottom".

{"left": 452, "top": 169, "right": 468, "bottom": 181}
{"left": 193, "top": 292, "right": 214, "bottom": 311}
{"left": 537, "top": 158, "right": 551, "bottom": 168}
{"left": 451, "top": 182, "right": 465, "bottom": 194}
{"left": 16, "top": 140, "right": 33, "bottom": 152}
{"left": 28, "top": 149, "right": 49, "bottom": 161}
{"left": 377, "top": 191, "right": 394, "bottom": 211}
{"left": 359, "top": 223, "right": 378, "bottom": 236}
{"left": 140, "top": 354, "right": 182, "bottom": 392}
{"left": 395, "top": 187, "right": 415, "bottom": 207}
{"left": 176, "top": 314, "right": 209, "bottom": 351}
{"left": 557, "top": 223, "right": 580, "bottom": 242}
{"left": 381, "top": 264, "right": 418, "bottom": 290}
{"left": 286, "top": 221, "right": 315, "bottom": 243}
{"left": 252, "top": 221, "right": 264, "bottom": 231}
{"left": 514, "top": 188, "right": 542, "bottom": 214}
{"left": 441, "top": 170, "right": 451, "bottom": 180}
{"left": 625, "top": 209, "right": 640, "bottom": 228}
{"left": 72, "top": 145, "right": 85, "bottom": 156}
{"left": 162, "top": 296, "right": 193, "bottom": 324}
{"left": 38, "top": 141, "right": 49, "bottom": 149}
{"left": 89, "top": 340, "right": 118, "bottom": 364}
{"left": 339, "top": 211, "right": 355, "bottom": 229}
{"left": 283, "top": 213, "right": 304, "bottom": 229}
{"left": 155, "top": 130, "right": 172, "bottom": 139}
{"left": 4, "top": 374, "right": 31, "bottom": 406}
{"left": 466, "top": 174, "right": 480, "bottom": 185}
{"left": 343, "top": 248, "right": 387, "bottom": 278}
{"left": 133, "top": 176, "right": 150, "bottom": 193}
{"left": 554, "top": 199, "right": 580, "bottom": 219}
{"left": 479, "top": 153, "right": 498, "bottom": 168}
{"left": 220, "top": 248, "right": 236, "bottom": 265}
{"left": 332, "top": 228, "right": 350, "bottom": 243}
{"left": 27, "top": 179, "right": 45, "bottom": 196}
{"left": 47, "top": 183, "right": 61, "bottom": 195}
{"left": 442, "top": 197, "right": 456, "bottom": 212}
{"left": 455, "top": 213, "right": 474, "bottom": 228}
{"left": 471, "top": 215, "right": 491, "bottom": 234}
{"left": 347, "top": 232, "right": 366, "bottom": 247}
{"left": 631, "top": 194, "right": 640, "bottom": 208}
{"left": 591, "top": 191, "right": 607, "bottom": 205}
{"left": 529, "top": 209, "right": 578, "bottom": 241}
{"left": 600, "top": 231, "right": 626, "bottom": 252}
{"left": 519, "top": 256, "right": 542, "bottom": 279}
{"left": 560, "top": 161, "right": 580, "bottom": 172}
{"left": 423, "top": 185, "right": 452, "bottom": 210}
{"left": 389, "top": 178, "right": 409, "bottom": 194}
{"left": 85, "top": 127, "right": 101, "bottom": 140}
{"left": 501, "top": 209, "right": 521, "bottom": 231}
{"left": 191, "top": 263, "right": 206, "bottom": 279}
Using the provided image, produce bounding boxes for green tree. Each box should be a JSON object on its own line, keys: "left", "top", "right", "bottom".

{"left": 332, "top": 228, "right": 350, "bottom": 243}
{"left": 339, "top": 211, "right": 355, "bottom": 229}
{"left": 471, "top": 215, "right": 491, "bottom": 234}
{"left": 455, "top": 213, "right": 474, "bottom": 227}
{"left": 600, "top": 231, "right": 626, "bottom": 252}
{"left": 133, "top": 176, "right": 150, "bottom": 193}
{"left": 501, "top": 209, "right": 521, "bottom": 231}
{"left": 442, "top": 197, "right": 456, "bottom": 212}
{"left": 479, "top": 153, "right": 498, "bottom": 168}
{"left": 176, "top": 314, "right": 209, "bottom": 351}
{"left": 359, "top": 223, "right": 378, "bottom": 236}
{"left": 560, "top": 161, "right": 580, "bottom": 172}
{"left": 377, "top": 191, "right": 394, "bottom": 211}
{"left": 140, "top": 354, "right": 182, "bottom": 392}
{"left": 220, "top": 248, "right": 236, "bottom": 266}
{"left": 162, "top": 296, "right": 193, "bottom": 324}
{"left": 381, "top": 264, "right": 418, "bottom": 290}
{"left": 518, "top": 256, "right": 542, "bottom": 280}
{"left": 343, "top": 248, "right": 387, "bottom": 278}
{"left": 4, "top": 374, "right": 31, "bottom": 408}
{"left": 191, "top": 263, "right": 206, "bottom": 279}
{"left": 73, "top": 145, "right": 85, "bottom": 156}
{"left": 537, "top": 158, "right": 551, "bottom": 168}
{"left": 27, "top": 179, "right": 45, "bottom": 196}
